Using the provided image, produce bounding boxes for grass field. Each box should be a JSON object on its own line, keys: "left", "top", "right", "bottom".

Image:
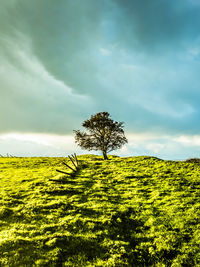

{"left": 0, "top": 155, "right": 199, "bottom": 266}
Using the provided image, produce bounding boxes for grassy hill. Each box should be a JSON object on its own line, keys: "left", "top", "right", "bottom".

{"left": 0, "top": 155, "right": 199, "bottom": 266}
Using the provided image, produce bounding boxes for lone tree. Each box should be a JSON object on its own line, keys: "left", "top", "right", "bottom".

{"left": 74, "top": 112, "right": 128, "bottom": 160}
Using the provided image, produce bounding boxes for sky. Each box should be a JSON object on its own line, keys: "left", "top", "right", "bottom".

{"left": 0, "top": 0, "right": 200, "bottom": 159}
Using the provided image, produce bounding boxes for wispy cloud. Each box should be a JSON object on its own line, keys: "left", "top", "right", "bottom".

{"left": 0, "top": 133, "right": 79, "bottom": 157}
{"left": 174, "top": 135, "right": 200, "bottom": 147}
{"left": 1, "top": 132, "right": 200, "bottom": 159}
{"left": 119, "top": 133, "right": 200, "bottom": 160}
{"left": 0, "top": 31, "right": 93, "bottom": 133}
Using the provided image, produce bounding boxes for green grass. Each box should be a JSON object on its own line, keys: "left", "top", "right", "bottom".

{"left": 0, "top": 155, "right": 199, "bottom": 266}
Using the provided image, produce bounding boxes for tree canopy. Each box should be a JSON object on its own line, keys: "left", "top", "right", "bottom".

{"left": 74, "top": 112, "right": 128, "bottom": 159}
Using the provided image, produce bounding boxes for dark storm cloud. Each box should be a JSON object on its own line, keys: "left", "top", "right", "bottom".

{"left": 110, "top": 0, "right": 200, "bottom": 52}
{"left": 0, "top": 0, "right": 104, "bottom": 133}
{"left": 0, "top": 0, "right": 200, "bottom": 136}
{"left": 7, "top": 0, "right": 108, "bottom": 94}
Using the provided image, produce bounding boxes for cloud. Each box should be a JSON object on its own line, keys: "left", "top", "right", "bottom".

{"left": 118, "top": 133, "right": 200, "bottom": 160}
{"left": 0, "top": 133, "right": 80, "bottom": 157}
{"left": 110, "top": 0, "right": 200, "bottom": 53}
{"left": 0, "top": 31, "right": 93, "bottom": 134}
{"left": 174, "top": 135, "right": 200, "bottom": 147}
{"left": 100, "top": 48, "right": 112, "bottom": 56}
{"left": 4, "top": 0, "right": 108, "bottom": 96}
{"left": 1, "top": 132, "right": 200, "bottom": 160}
{"left": 0, "top": 0, "right": 200, "bottom": 140}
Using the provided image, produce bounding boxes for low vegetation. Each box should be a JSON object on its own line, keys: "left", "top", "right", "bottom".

{"left": 0, "top": 155, "right": 199, "bottom": 266}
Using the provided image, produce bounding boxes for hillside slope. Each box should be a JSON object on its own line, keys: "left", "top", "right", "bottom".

{"left": 0, "top": 155, "right": 199, "bottom": 266}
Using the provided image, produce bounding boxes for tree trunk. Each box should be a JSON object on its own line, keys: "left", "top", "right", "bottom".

{"left": 102, "top": 151, "right": 108, "bottom": 160}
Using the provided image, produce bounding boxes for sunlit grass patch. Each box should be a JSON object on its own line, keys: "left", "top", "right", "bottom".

{"left": 0, "top": 155, "right": 199, "bottom": 266}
